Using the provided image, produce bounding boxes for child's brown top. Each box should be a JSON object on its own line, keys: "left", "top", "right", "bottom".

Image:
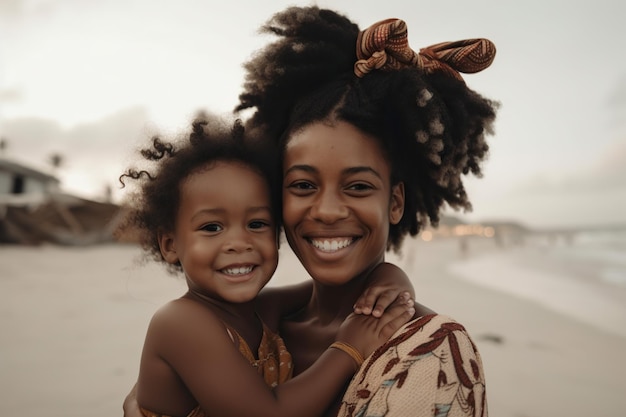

{"left": 140, "top": 321, "right": 293, "bottom": 417}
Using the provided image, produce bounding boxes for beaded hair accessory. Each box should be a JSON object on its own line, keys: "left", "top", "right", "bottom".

{"left": 354, "top": 18, "right": 496, "bottom": 81}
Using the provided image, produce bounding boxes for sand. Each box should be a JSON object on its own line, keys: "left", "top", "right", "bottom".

{"left": 0, "top": 237, "right": 625, "bottom": 417}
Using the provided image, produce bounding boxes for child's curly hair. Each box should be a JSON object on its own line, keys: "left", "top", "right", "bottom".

{"left": 236, "top": 6, "right": 498, "bottom": 252}
{"left": 116, "top": 116, "right": 280, "bottom": 272}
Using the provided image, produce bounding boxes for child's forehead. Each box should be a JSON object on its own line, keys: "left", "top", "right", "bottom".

{"left": 181, "top": 162, "right": 270, "bottom": 202}
{"left": 192, "top": 159, "right": 267, "bottom": 180}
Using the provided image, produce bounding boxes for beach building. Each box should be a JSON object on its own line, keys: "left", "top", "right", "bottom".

{"left": 0, "top": 157, "right": 122, "bottom": 245}
{"left": 0, "top": 157, "right": 61, "bottom": 205}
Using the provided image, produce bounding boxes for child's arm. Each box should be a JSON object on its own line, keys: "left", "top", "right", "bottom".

{"left": 256, "top": 263, "right": 416, "bottom": 326}
{"left": 353, "top": 262, "right": 417, "bottom": 317}
{"left": 137, "top": 298, "right": 414, "bottom": 417}
{"left": 255, "top": 281, "right": 313, "bottom": 329}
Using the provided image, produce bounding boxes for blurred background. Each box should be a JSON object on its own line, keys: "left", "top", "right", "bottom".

{"left": 1, "top": 1, "right": 625, "bottom": 416}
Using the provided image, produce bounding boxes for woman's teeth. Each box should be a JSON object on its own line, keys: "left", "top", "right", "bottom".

{"left": 310, "top": 238, "right": 353, "bottom": 252}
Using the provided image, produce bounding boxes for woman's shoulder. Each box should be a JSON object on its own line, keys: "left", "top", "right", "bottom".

{"left": 386, "top": 313, "right": 481, "bottom": 356}
{"left": 404, "top": 313, "right": 475, "bottom": 337}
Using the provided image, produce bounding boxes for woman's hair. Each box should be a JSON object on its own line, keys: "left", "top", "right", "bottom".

{"left": 236, "top": 6, "right": 498, "bottom": 252}
{"left": 117, "top": 115, "right": 280, "bottom": 272}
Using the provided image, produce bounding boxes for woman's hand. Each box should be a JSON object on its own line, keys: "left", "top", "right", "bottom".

{"left": 353, "top": 262, "right": 415, "bottom": 317}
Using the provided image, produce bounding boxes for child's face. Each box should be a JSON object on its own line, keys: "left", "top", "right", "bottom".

{"left": 281, "top": 120, "right": 404, "bottom": 286}
{"left": 161, "top": 161, "right": 278, "bottom": 304}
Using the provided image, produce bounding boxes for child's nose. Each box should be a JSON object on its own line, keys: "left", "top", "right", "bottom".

{"left": 223, "top": 229, "right": 254, "bottom": 252}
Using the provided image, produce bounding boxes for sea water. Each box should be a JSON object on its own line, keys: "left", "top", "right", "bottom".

{"left": 447, "top": 228, "right": 626, "bottom": 339}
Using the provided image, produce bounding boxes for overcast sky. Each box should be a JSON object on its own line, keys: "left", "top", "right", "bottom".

{"left": 1, "top": 0, "right": 625, "bottom": 229}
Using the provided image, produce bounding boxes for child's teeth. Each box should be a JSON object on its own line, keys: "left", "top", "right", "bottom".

{"left": 223, "top": 266, "right": 253, "bottom": 275}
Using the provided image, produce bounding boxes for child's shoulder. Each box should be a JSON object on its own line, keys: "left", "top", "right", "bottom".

{"left": 148, "top": 296, "right": 224, "bottom": 334}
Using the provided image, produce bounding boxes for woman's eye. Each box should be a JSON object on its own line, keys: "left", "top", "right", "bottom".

{"left": 201, "top": 223, "right": 222, "bottom": 233}
{"left": 347, "top": 183, "right": 373, "bottom": 191}
{"left": 286, "top": 181, "right": 316, "bottom": 192}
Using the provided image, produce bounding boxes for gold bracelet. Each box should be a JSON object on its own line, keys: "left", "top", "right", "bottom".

{"left": 329, "top": 341, "right": 364, "bottom": 369}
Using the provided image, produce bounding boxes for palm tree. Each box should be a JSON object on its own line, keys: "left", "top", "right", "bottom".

{"left": 48, "top": 153, "right": 64, "bottom": 171}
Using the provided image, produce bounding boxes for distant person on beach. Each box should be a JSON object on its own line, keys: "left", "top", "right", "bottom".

{"left": 117, "top": 116, "right": 415, "bottom": 417}
{"left": 125, "top": 6, "right": 498, "bottom": 417}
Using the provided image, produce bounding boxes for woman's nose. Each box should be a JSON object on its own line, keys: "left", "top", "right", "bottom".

{"left": 309, "top": 189, "right": 349, "bottom": 224}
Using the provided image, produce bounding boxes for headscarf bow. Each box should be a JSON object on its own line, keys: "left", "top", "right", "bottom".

{"left": 354, "top": 18, "right": 496, "bottom": 81}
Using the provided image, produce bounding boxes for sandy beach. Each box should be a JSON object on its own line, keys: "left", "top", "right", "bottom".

{"left": 1, "top": 235, "right": 625, "bottom": 417}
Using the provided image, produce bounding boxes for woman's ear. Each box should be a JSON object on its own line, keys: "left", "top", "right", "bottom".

{"left": 389, "top": 182, "right": 405, "bottom": 225}
{"left": 158, "top": 232, "right": 179, "bottom": 264}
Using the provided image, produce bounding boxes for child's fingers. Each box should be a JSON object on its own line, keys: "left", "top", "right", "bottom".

{"left": 354, "top": 289, "right": 411, "bottom": 316}
{"left": 368, "top": 289, "right": 398, "bottom": 318}
{"left": 353, "top": 287, "right": 384, "bottom": 315}
{"left": 375, "top": 303, "right": 415, "bottom": 339}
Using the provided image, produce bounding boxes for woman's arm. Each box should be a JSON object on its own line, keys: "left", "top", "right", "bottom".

{"left": 138, "top": 298, "right": 414, "bottom": 417}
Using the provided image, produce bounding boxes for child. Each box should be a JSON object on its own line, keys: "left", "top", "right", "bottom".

{"left": 118, "top": 115, "right": 415, "bottom": 417}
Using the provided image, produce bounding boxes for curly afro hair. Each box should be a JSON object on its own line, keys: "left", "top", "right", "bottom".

{"left": 116, "top": 115, "right": 280, "bottom": 272}
{"left": 236, "top": 6, "right": 498, "bottom": 252}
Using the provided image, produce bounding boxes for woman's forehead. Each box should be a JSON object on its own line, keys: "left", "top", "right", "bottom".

{"left": 284, "top": 121, "right": 387, "bottom": 166}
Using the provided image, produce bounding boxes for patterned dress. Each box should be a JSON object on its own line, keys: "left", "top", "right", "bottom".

{"left": 140, "top": 321, "right": 293, "bottom": 417}
{"left": 338, "top": 314, "right": 487, "bottom": 417}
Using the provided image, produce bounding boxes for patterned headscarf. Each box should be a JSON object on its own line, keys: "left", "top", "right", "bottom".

{"left": 354, "top": 18, "right": 496, "bottom": 81}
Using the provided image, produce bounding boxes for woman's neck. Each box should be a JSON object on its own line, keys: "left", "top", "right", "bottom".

{"left": 305, "top": 261, "right": 382, "bottom": 324}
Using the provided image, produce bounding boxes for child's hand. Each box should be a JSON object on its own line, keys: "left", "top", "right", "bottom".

{"left": 122, "top": 383, "right": 142, "bottom": 417}
{"left": 336, "top": 302, "right": 415, "bottom": 361}
{"left": 353, "top": 262, "right": 415, "bottom": 317}
{"left": 353, "top": 288, "right": 413, "bottom": 317}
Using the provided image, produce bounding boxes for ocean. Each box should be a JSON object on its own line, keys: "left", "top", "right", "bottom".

{"left": 447, "top": 228, "right": 626, "bottom": 339}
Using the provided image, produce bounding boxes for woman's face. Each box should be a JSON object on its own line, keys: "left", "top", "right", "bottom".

{"left": 282, "top": 120, "right": 404, "bottom": 286}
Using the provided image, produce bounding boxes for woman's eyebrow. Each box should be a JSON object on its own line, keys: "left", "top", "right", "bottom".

{"left": 285, "top": 164, "right": 382, "bottom": 180}
{"left": 284, "top": 164, "right": 317, "bottom": 176}
{"left": 343, "top": 166, "right": 382, "bottom": 179}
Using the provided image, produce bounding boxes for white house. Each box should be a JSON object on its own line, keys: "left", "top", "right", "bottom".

{"left": 0, "top": 157, "right": 61, "bottom": 206}
{"left": 0, "top": 157, "right": 122, "bottom": 245}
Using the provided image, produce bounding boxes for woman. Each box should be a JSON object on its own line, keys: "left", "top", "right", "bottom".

{"left": 237, "top": 7, "right": 497, "bottom": 416}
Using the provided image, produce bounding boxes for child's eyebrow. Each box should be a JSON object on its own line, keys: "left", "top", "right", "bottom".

{"left": 247, "top": 206, "right": 273, "bottom": 215}
{"left": 190, "top": 206, "right": 272, "bottom": 221}
{"left": 190, "top": 207, "right": 225, "bottom": 222}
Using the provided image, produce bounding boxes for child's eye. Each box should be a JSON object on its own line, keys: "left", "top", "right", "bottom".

{"left": 249, "top": 220, "right": 271, "bottom": 230}
{"left": 201, "top": 223, "right": 223, "bottom": 233}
